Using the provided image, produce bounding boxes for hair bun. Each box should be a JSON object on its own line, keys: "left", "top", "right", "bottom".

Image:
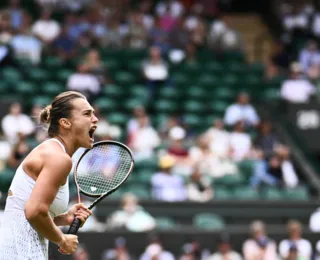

{"left": 39, "top": 105, "right": 52, "bottom": 124}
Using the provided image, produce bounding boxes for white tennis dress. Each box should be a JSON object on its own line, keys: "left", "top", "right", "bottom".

{"left": 0, "top": 139, "right": 69, "bottom": 260}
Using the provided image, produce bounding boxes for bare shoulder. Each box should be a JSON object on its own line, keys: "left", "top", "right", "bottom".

{"left": 39, "top": 141, "right": 72, "bottom": 171}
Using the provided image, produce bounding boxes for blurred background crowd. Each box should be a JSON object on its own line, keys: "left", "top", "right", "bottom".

{"left": 2, "top": 0, "right": 320, "bottom": 259}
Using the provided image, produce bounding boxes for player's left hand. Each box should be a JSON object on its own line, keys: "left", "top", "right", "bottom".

{"left": 66, "top": 203, "right": 92, "bottom": 227}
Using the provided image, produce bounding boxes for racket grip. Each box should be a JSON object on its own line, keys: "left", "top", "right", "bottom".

{"left": 67, "top": 218, "right": 82, "bottom": 234}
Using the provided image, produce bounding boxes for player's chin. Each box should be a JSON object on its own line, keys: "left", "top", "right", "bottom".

{"left": 81, "top": 138, "right": 94, "bottom": 149}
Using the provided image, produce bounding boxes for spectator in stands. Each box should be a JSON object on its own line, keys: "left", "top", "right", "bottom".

{"left": 208, "top": 232, "right": 242, "bottom": 260}
{"left": 101, "top": 16, "right": 126, "bottom": 49}
{"left": 279, "top": 220, "right": 312, "bottom": 260}
{"left": 169, "top": 18, "right": 190, "bottom": 51}
{"left": 281, "top": 62, "right": 316, "bottom": 103}
{"left": 299, "top": 40, "right": 320, "bottom": 73}
{"left": 148, "top": 17, "right": 170, "bottom": 53}
{"left": 224, "top": 92, "right": 260, "bottom": 128}
{"left": 186, "top": 166, "right": 213, "bottom": 202}
{"left": 128, "top": 115, "right": 160, "bottom": 162}
{"left": 1, "top": 102, "right": 35, "bottom": 144}
{"left": 67, "top": 63, "right": 101, "bottom": 101}
{"left": 158, "top": 115, "right": 181, "bottom": 143}
{"left": 127, "top": 11, "right": 148, "bottom": 49}
{"left": 127, "top": 105, "right": 147, "bottom": 138}
{"left": 5, "top": 0, "right": 24, "bottom": 30}
{"left": 0, "top": 11, "right": 14, "bottom": 44}
{"left": 140, "top": 236, "right": 175, "bottom": 260}
{"left": 250, "top": 147, "right": 299, "bottom": 189}
{"left": 142, "top": 46, "right": 169, "bottom": 98}
{"left": 31, "top": 10, "right": 61, "bottom": 45}
{"left": 106, "top": 193, "right": 156, "bottom": 232}
{"left": 151, "top": 154, "right": 187, "bottom": 202}
{"left": 155, "top": 0, "right": 185, "bottom": 20}
{"left": 314, "top": 241, "right": 320, "bottom": 260}
{"left": 30, "top": 104, "right": 47, "bottom": 143}
{"left": 203, "top": 119, "right": 231, "bottom": 158}
{"left": 7, "top": 132, "right": 31, "bottom": 169}
{"left": 83, "top": 48, "right": 108, "bottom": 84}
{"left": 101, "top": 236, "right": 133, "bottom": 260}
{"left": 10, "top": 14, "right": 42, "bottom": 64}
{"left": 179, "top": 243, "right": 197, "bottom": 260}
{"left": 52, "top": 25, "right": 78, "bottom": 62}
{"left": 72, "top": 243, "right": 90, "bottom": 260}
{"left": 254, "top": 120, "right": 279, "bottom": 159}
{"left": 266, "top": 41, "right": 290, "bottom": 79}
{"left": 229, "top": 121, "right": 252, "bottom": 162}
{"left": 242, "top": 220, "right": 278, "bottom": 260}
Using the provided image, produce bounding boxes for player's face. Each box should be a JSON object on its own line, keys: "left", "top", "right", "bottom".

{"left": 69, "top": 98, "right": 98, "bottom": 149}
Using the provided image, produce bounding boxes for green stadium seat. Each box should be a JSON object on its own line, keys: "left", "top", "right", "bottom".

{"left": 130, "top": 85, "right": 149, "bottom": 101}
{"left": 31, "top": 95, "right": 52, "bottom": 107}
{"left": 208, "top": 101, "right": 229, "bottom": 114}
{"left": 134, "top": 157, "right": 158, "bottom": 171}
{"left": 127, "top": 60, "right": 143, "bottom": 75}
{"left": 262, "top": 187, "right": 284, "bottom": 200}
{"left": 55, "top": 69, "right": 73, "bottom": 83}
{"left": 122, "top": 99, "right": 145, "bottom": 112}
{"left": 107, "top": 113, "right": 128, "bottom": 127}
{"left": 114, "top": 71, "right": 136, "bottom": 86}
{"left": 43, "top": 56, "right": 63, "bottom": 69}
{"left": 183, "top": 114, "right": 202, "bottom": 128}
{"left": 183, "top": 100, "right": 206, "bottom": 114}
{"left": 283, "top": 186, "right": 309, "bottom": 201}
{"left": 171, "top": 73, "right": 189, "bottom": 88}
{"left": 0, "top": 81, "right": 10, "bottom": 95}
{"left": 215, "top": 174, "right": 244, "bottom": 186}
{"left": 2, "top": 67, "right": 22, "bottom": 84}
{"left": 155, "top": 217, "right": 176, "bottom": 230}
{"left": 15, "top": 81, "right": 37, "bottom": 95}
{"left": 205, "top": 62, "right": 223, "bottom": 74}
{"left": 103, "top": 59, "right": 121, "bottom": 74}
{"left": 0, "top": 167, "right": 15, "bottom": 192}
{"left": 153, "top": 99, "right": 178, "bottom": 114}
{"left": 213, "top": 88, "right": 235, "bottom": 101}
{"left": 263, "top": 88, "right": 281, "bottom": 101}
{"left": 223, "top": 51, "right": 245, "bottom": 63}
{"left": 233, "top": 186, "right": 259, "bottom": 200}
{"left": 198, "top": 74, "right": 217, "bottom": 90}
{"left": 214, "top": 186, "right": 234, "bottom": 200}
{"left": 179, "top": 62, "right": 202, "bottom": 76}
{"left": 157, "top": 87, "right": 182, "bottom": 100}
{"left": 42, "top": 82, "right": 65, "bottom": 96}
{"left": 186, "top": 86, "right": 207, "bottom": 100}
{"left": 193, "top": 213, "right": 225, "bottom": 230}
{"left": 94, "top": 98, "right": 117, "bottom": 113}
{"left": 27, "top": 68, "right": 50, "bottom": 83}
{"left": 136, "top": 170, "right": 153, "bottom": 185}
{"left": 127, "top": 184, "right": 151, "bottom": 200}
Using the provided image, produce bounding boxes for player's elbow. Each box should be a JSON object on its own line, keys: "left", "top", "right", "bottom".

{"left": 25, "top": 202, "right": 48, "bottom": 222}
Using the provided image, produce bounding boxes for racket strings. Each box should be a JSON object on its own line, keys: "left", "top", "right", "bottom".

{"left": 76, "top": 144, "right": 132, "bottom": 195}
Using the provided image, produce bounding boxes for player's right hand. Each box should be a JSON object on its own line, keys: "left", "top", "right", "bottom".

{"left": 58, "top": 234, "right": 79, "bottom": 255}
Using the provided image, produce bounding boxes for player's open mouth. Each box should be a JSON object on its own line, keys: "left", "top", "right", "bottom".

{"left": 88, "top": 126, "right": 97, "bottom": 139}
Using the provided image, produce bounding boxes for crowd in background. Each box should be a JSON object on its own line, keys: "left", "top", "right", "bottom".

{"left": 1, "top": 0, "right": 320, "bottom": 260}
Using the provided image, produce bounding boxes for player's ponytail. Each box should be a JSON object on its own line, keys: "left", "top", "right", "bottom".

{"left": 40, "top": 91, "right": 86, "bottom": 137}
{"left": 39, "top": 105, "right": 52, "bottom": 124}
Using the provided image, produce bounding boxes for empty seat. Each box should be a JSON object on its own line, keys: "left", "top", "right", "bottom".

{"left": 155, "top": 217, "right": 176, "bottom": 230}
{"left": 193, "top": 213, "right": 225, "bottom": 230}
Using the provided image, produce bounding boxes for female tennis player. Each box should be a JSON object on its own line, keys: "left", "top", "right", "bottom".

{"left": 0, "top": 91, "right": 98, "bottom": 259}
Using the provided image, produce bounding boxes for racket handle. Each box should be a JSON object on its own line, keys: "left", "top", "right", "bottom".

{"left": 67, "top": 218, "right": 82, "bottom": 234}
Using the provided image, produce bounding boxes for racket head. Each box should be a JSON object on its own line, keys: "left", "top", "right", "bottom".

{"left": 73, "top": 140, "right": 134, "bottom": 198}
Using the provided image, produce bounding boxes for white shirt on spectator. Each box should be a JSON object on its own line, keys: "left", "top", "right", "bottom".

{"left": 309, "top": 207, "right": 320, "bottom": 232}
{"left": 67, "top": 73, "right": 100, "bottom": 94}
{"left": 280, "top": 79, "right": 316, "bottom": 103}
{"left": 207, "top": 251, "right": 242, "bottom": 260}
{"left": 312, "top": 14, "right": 320, "bottom": 37}
{"left": 229, "top": 132, "right": 251, "bottom": 162}
{"left": 151, "top": 172, "right": 187, "bottom": 202}
{"left": 204, "top": 127, "right": 231, "bottom": 158}
{"left": 32, "top": 19, "right": 61, "bottom": 42}
{"left": 224, "top": 104, "right": 259, "bottom": 126}
{"left": 282, "top": 160, "right": 299, "bottom": 188}
{"left": 243, "top": 238, "right": 278, "bottom": 260}
{"left": 156, "top": 0, "right": 184, "bottom": 18}
{"left": 279, "top": 239, "right": 312, "bottom": 259}
{"left": 299, "top": 48, "right": 320, "bottom": 73}
{"left": 1, "top": 113, "right": 35, "bottom": 143}
{"left": 130, "top": 126, "right": 160, "bottom": 161}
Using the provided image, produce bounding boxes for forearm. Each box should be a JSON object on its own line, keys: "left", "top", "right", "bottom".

{"left": 27, "top": 212, "right": 65, "bottom": 245}
{"left": 54, "top": 212, "right": 69, "bottom": 226}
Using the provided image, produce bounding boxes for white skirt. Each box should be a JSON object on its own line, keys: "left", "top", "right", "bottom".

{"left": 0, "top": 211, "right": 48, "bottom": 260}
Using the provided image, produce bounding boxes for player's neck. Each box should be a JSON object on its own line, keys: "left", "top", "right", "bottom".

{"left": 54, "top": 135, "right": 77, "bottom": 157}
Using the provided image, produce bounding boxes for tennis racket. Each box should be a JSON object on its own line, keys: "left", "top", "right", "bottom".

{"left": 67, "top": 140, "right": 134, "bottom": 234}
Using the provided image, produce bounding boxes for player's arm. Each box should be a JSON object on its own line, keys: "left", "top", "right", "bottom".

{"left": 24, "top": 150, "right": 72, "bottom": 246}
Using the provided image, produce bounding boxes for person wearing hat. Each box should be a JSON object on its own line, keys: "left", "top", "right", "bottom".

{"left": 207, "top": 232, "right": 242, "bottom": 260}
{"left": 243, "top": 220, "right": 278, "bottom": 260}
{"left": 151, "top": 154, "right": 187, "bottom": 201}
